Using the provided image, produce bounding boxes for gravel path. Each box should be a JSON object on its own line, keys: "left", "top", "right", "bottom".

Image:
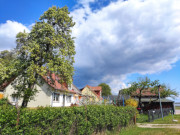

{"left": 137, "top": 123, "right": 180, "bottom": 129}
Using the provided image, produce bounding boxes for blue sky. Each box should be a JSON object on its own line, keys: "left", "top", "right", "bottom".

{"left": 0, "top": 0, "right": 180, "bottom": 101}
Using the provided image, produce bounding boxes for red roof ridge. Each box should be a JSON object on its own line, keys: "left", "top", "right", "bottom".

{"left": 87, "top": 85, "right": 102, "bottom": 91}
{"left": 86, "top": 85, "right": 103, "bottom": 100}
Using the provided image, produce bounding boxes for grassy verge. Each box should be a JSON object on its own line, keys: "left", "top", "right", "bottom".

{"left": 150, "top": 114, "right": 180, "bottom": 124}
{"left": 136, "top": 114, "right": 149, "bottom": 123}
{"left": 137, "top": 114, "right": 180, "bottom": 124}
{"left": 175, "top": 106, "right": 180, "bottom": 110}
{"left": 119, "top": 126, "right": 180, "bottom": 135}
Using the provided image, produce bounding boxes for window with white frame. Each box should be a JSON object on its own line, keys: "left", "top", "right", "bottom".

{"left": 53, "top": 93, "right": 60, "bottom": 102}
{"left": 12, "top": 96, "right": 18, "bottom": 102}
{"left": 66, "top": 95, "right": 71, "bottom": 103}
{"left": 68, "top": 84, "right": 72, "bottom": 90}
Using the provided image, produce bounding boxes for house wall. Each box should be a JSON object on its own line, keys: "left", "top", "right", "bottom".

{"left": 27, "top": 83, "right": 52, "bottom": 107}
{"left": 81, "top": 87, "right": 100, "bottom": 102}
{"left": 3, "top": 79, "right": 76, "bottom": 107}
{"left": 3, "top": 82, "right": 52, "bottom": 107}
{"left": 52, "top": 93, "right": 75, "bottom": 107}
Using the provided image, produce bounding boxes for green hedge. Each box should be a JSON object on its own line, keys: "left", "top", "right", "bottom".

{"left": 0, "top": 104, "right": 136, "bottom": 135}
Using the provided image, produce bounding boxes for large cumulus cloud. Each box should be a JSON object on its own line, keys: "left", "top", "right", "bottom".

{"left": 0, "top": 20, "right": 29, "bottom": 51}
{"left": 71, "top": 0, "right": 180, "bottom": 93}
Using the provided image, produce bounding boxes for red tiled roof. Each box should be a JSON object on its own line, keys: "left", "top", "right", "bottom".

{"left": 87, "top": 85, "right": 102, "bottom": 91}
{"left": 132, "top": 88, "right": 163, "bottom": 97}
{"left": 43, "top": 73, "right": 76, "bottom": 94}
{"left": 0, "top": 78, "right": 15, "bottom": 90}
{"left": 86, "top": 85, "right": 103, "bottom": 100}
{"left": 0, "top": 74, "right": 76, "bottom": 94}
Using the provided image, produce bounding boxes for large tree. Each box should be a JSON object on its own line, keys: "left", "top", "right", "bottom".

{"left": 1, "top": 6, "right": 76, "bottom": 107}
{"left": 98, "top": 83, "right": 112, "bottom": 96}
{"left": 0, "top": 50, "right": 18, "bottom": 86}
{"left": 122, "top": 77, "right": 178, "bottom": 108}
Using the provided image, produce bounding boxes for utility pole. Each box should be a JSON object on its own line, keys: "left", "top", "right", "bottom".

{"left": 158, "top": 85, "right": 163, "bottom": 120}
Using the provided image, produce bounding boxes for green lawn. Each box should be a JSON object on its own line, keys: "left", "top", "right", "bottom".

{"left": 137, "top": 114, "right": 180, "bottom": 124}
{"left": 119, "top": 126, "right": 180, "bottom": 135}
{"left": 175, "top": 106, "right": 180, "bottom": 110}
{"left": 150, "top": 114, "right": 180, "bottom": 124}
{"left": 119, "top": 113, "right": 180, "bottom": 135}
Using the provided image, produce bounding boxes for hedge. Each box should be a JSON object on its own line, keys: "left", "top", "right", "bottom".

{"left": 0, "top": 104, "right": 136, "bottom": 135}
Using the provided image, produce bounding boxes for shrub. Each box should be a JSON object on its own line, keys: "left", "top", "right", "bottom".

{"left": 0, "top": 98, "right": 10, "bottom": 106}
{"left": 125, "top": 98, "right": 138, "bottom": 108}
{"left": 136, "top": 114, "right": 149, "bottom": 123}
{"left": 0, "top": 105, "right": 136, "bottom": 135}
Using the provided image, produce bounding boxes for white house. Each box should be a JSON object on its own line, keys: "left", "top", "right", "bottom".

{"left": 0, "top": 74, "right": 79, "bottom": 107}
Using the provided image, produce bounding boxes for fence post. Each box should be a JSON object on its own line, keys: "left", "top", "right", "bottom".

{"left": 134, "top": 115, "right": 136, "bottom": 124}
{"left": 148, "top": 110, "right": 151, "bottom": 122}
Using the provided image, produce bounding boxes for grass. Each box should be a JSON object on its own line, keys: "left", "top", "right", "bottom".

{"left": 137, "top": 113, "right": 180, "bottom": 124}
{"left": 150, "top": 114, "right": 180, "bottom": 124}
{"left": 137, "top": 114, "right": 149, "bottom": 123}
{"left": 175, "top": 106, "right": 180, "bottom": 110}
{"left": 118, "top": 113, "right": 180, "bottom": 135}
{"left": 119, "top": 126, "right": 180, "bottom": 135}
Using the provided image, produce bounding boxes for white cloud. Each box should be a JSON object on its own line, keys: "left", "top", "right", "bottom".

{"left": 0, "top": 20, "right": 29, "bottom": 51}
{"left": 1, "top": 0, "right": 180, "bottom": 94}
{"left": 72, "top": 0, "right": 180, "bottom": 93}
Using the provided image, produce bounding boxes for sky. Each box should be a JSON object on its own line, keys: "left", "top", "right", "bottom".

{"left": 0, "top": 0, "right": 180, "bottom": 101}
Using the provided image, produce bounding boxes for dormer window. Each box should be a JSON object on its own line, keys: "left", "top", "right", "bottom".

{"left": 68, "top": 84, "right": 72, "bottom": 90}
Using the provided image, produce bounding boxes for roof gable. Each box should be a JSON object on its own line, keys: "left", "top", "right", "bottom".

{"left": 81, "top": 85, "right": 103, "bottom": 100}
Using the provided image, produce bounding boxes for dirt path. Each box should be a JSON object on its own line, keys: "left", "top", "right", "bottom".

{"left": 137, "top": 123, "right": 180, "bottom": 129}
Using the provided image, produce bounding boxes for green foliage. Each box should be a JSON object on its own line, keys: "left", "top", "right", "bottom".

{"left": 0, "top": 105, "right": 136, "bottom": 135}
{"left": 99, "top": 83, "right": 112, "bottom": 96}
{"left": 0, "top": 50, "right": 18, "bottom": 85}
{"left": 122, "top": 77, "right": 178, "bottom": 108}
{"left": 136, "top": 114, "right": 149, "bottom": 123}
{"left": 125, "top": 98, "right": 138, "bottom": 108}
{"left": 0, "top": 98, "right": 9, "bottom": 106}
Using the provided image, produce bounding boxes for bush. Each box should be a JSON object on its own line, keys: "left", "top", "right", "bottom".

{"left": 125, "top": 98, "right": 138, "bottom": 108}
{"left": 0, "top": 105, "right": 136, "bottom": 135}
{"left": 0, "top": 98, "right": 10, "bottom": 106}
{"left": 136, "top": 114, "right": 149, "bottom": 123}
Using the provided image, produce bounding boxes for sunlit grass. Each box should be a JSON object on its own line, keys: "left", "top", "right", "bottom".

{"left": 175, "top": 106, "right": 180, "bottom": 110}
{"left": 119, "top": 126, "right": 180, "bottom": 135}
{"left": 150, "top": 114, "right": 180, "bottom": 124}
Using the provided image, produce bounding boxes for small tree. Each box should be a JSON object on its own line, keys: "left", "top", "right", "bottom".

{"left": 122, "top": 77, "right": 178, "bottom": 108}
{"left": 98, "top": 83, "right": 112, "bottom": 96}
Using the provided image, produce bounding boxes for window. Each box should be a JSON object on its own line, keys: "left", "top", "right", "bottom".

{"left": 68, "top": 84, "right": 72, "bottom": 90}
{"left": 66, "top": 95, "right": 71, "bottom": 103}
{"left": 12, "top": 96, "right": 18, "bottom": 102}
{"left": 53, "top": 93, "right": 60, "bottom": 102}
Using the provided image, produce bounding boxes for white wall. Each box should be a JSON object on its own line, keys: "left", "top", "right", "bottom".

{"left": 3, "top": 80, "right": 76, "bottom": 107}
{"left": 52, "top": 93, "right": 75, "bottom": 107}
{"left": 4, "top": 82, "right": 52, "bottom": 107}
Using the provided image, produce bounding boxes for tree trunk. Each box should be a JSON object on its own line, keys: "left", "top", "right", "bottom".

{"left": 21, "top": 72, "right": 38, "bottom": 108}
{"left": 21, "top": 83, "right": 35, "bottom": 108}
{"left": 21, "top": 98, "right": 29, "bottom": 108}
